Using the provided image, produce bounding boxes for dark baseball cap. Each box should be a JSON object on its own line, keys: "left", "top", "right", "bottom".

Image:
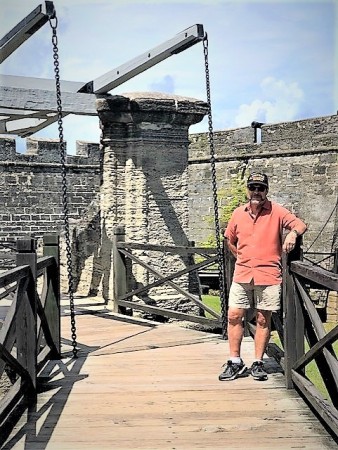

{"left": 247, "top": 172, "right": 269, "bottom": 188}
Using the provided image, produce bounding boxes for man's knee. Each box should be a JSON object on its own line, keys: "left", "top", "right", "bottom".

{"left": 256, "top": 310, "right": 272, "bottom": 328}
{"left": 228, "top": 308, "right": 245, "bottom": 325}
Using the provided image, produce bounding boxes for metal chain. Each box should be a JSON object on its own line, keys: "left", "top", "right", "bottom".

{"left": 49, "top": 15, "right": 78, "bottom": 358}
{"left": 203, "top": 34, "right": 227, "bottom": 339}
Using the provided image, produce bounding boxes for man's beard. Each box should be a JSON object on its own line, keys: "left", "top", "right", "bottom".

{"left": 250, "top": 196, "right": 264, "bottom": 204}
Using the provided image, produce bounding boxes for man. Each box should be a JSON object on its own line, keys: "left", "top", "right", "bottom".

{"left": 219, "top": 172, "right": 307, "bottom": 381}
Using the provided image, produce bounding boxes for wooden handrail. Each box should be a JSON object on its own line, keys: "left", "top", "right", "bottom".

{"left": 117, "top": 241, "right": 217, "bottom": 255}
{"left": 290, "top": 260, "right": 338, "bottom": 291}
{"left": 0, "top": 235, "right": 61, "bottom": 432}
{"left": 282, "top": 247, "right": 338, "bottom": 439}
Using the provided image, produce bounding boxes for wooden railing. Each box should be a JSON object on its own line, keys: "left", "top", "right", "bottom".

{"left": 223, "top": 237, "right": 338, "bottom": 437}
{"left": 112, "top": 226, "right": 223, "bottom": 327}
{"left": 0, "top": 235, "right": 60, "bottom": 432}
{"left": 0, "top": 229, "right": 335, "bottom": 438}
{"left": 282, "top": 255, "right": 338, "bottom": 437}
{"left": 303, "top": 248, "right": 338, "bottom": 274}
{"left": 113, "top": 227, "right": 338, "bottom": 436}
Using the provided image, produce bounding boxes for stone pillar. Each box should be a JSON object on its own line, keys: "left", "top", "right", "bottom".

{"left": 96, "top": 92, "right": 208, "bottom": 313}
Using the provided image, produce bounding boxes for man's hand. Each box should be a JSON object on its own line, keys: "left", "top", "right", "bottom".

{"left": 283, "top": 231, "right": 297, "bottom": 253}
{"left": 227, "top": 240, "right": 238, "bottom": 258}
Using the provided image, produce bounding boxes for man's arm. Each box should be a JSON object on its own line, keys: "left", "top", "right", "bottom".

{"left": 224, "top": 209, "right": 239, "bottom": 258}
{"left": 226, "top": 239, "right": 237, "bottom": 258}
{"left": 282, "top": 220, "right": 307, "bottom": 253}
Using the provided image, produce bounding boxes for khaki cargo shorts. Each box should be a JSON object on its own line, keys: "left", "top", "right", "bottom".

{"left": 228, "top": 280, "right": 281, "bottom": 311}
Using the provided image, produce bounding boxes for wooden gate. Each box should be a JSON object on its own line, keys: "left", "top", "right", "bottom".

{"left": 112, "top": 226, "right": 223, "bottom": 327}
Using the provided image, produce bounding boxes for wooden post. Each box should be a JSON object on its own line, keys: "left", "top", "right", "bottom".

{"left": 16, "top": 238, "right": 37, "bottom": 399}
{"left": 112, "top": 226, "right": 127, "bottom": 314}
{"left": 282, "top": 237, "right": 304, "bottom": 389}
{"left": 43, "top": 234, "right": 61, "bottom": 357}
{"left": 223, "top": 240, "right": 235, "bottom": 298}
{"left": 333, "top": 248, "right": 338, "bottom": 274}
{"left": 223, "top": 240, "right": 236, "bottom": 337}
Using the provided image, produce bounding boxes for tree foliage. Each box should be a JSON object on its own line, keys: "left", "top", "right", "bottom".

{"left": 201, "top": 174, "right": 247, "bottom": 247}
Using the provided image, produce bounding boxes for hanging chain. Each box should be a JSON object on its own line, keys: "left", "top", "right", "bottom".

{"left": 203, "top": 34, "right": 227, "bottom": 339}
{"left": 49, "top": 15, "right": 78, "bottom": 358}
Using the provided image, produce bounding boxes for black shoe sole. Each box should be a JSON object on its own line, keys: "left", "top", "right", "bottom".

{"left": 219, "top": 366, "right": 247, "bottom": 381}
{"left": 251, "top": 374, "right": 268, "bottom": 381}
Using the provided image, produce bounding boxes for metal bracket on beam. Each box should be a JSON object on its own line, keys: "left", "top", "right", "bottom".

{"left": 0, "top": 2, "right": 55, "bottom": 64}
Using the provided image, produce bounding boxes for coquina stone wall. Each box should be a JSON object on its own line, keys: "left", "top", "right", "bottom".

{"left": 0, "top": 136, "right": 101, "bottom": 291}
{"left": 0, "top": 111, "right": 337, "bottom": 312}
{"left": 0, "top": 136, "right": 100, "bottom": 242}
{"left": 188, "top": 114, "right": 338, "bottom": 256}
{"left": 95, "top": 92, "right": 208, "bottom": 313}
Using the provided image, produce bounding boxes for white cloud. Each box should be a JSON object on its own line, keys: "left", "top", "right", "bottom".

{"left": 0, "top": 0, "right": 335, "bottom": 151}
{"left": 234, "top": 77, "right": 305, "bottom": 127}
{"left": 149, "top": 75, "right": 175, "bottom": 94}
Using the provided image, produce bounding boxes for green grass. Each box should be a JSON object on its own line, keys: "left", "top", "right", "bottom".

{"left": 202, "top": 294, "right": 338, "bottom": 400}
{"left": 202, "top": 295, "right": 221, "bottom": 317}
{"left": 272, "top": 323, "right": 338, "bottom": 401}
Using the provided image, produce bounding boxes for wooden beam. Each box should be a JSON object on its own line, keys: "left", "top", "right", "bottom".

{"left": 294, "top": 325, "right": 338, "bottom": 371}
{"left": 291, "top": 261, "right": 338, "bottom": 291}
{"left": 282, "top": 253, "right": 305, "bottom": 389}
{"left": 116, "top": 299, "right": 221, "bottom": 327}
{"left": 292, "top": 370, "right": 338, "bottom": 438}
{"left": 0, "top": 74, "right": 85, "bottom": 93}
{"left": 294, "top": 277, "right": 338, "bottom": 386}
{"left": 119, "top": 241, "right": 217, "bottom": 255}
{"left": 0, "top": 86, "right": 98, "bottom": 115}
{"left": 118, "top": 254, "right": 218, "bottom": 304}
{"left": 8, "top": 114, "right": 67, "bottom": 138}
{"left": 0, "top": 379, "right": 25, "bottom": 426}
{"left": 119, "top": 248, "right": 220, "bottom": 319}
{"left": 0, "top": 266, "right": 30, "bottom": 289}
{"left": 0, "top": 23, "right": 204, "bottom": 136}
{"left": 0, "top": 22, "right": 204, "bottom": 96}
{"left": 88, "top": 24, "right": 204, "bottom": 94}
{"left": 0, "top": 3, "right": 54, "bottom": 63}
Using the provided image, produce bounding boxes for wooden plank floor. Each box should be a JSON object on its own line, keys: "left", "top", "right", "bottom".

{"left": 2, "top": 299, "right": 337, "bottom": 449}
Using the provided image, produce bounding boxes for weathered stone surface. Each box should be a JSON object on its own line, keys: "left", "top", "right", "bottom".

{"left": 97, "top": 92, "right": 208, "bottom": 314}
{"left": 188, "top": 114, "right": 338, "bottom": 255}
{"left": 0, "top": 110, "right": 336, "bottom": 308}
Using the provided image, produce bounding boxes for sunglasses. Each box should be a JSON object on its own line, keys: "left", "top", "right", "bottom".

{"left": 248, "top": 185, "right": 266, "bottom": 192}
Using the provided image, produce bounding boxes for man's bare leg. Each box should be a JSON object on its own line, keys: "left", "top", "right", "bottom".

{"left": 254, "top": 309, "right": 272, "bottom": 360}
{"left": 228, "top": 307, "right": 246, "bottom": 357}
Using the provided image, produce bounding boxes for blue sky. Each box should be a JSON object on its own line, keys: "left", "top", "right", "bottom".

{"left": 1, "top": 0, "right": 336, "bottom": 153}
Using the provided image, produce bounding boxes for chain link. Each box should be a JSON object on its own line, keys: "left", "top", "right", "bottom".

{"left": 203, "top": 34, "right": 228, "bottom": 339}
{"left": 49, "top": 17, "right": 78, "bottom": 358}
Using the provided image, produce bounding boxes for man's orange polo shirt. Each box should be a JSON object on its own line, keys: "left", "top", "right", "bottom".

{"left": 225, "top": 200, "right": 305, "bottom": 285}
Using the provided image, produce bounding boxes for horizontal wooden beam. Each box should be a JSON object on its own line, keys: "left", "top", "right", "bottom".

{"left": 0, "top": 86, "right": 98, "bottom": 115}
{"left": 0, "top": 74, "right": 85, "bottom": 93}
{"left": 116, "top": 299, "right": 221, "bottom": 327}
{"left": 0, "top": 265, "right": 30, "bottom": 289}
{"left": 118, "top": 241, "right": 217, "bottom": 255}
{"left": 291, "top": 261, "right": 338, "bottom": 291}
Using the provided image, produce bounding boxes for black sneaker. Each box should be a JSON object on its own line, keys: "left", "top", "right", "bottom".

{"left": 250, "top": 361, "right": 268, "bottom": 381}
{"left": 218, "top": 360, "right": 247, "bottom": 381}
